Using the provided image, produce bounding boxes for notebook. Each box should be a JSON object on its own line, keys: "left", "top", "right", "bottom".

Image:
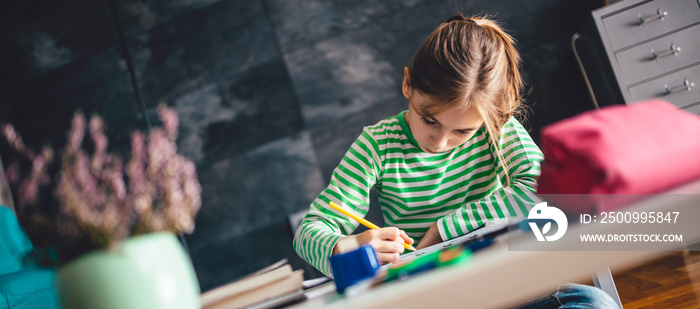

{"left": 394, "top": 218, "right": 511, "bottom": 263}
{"left": 201, "top": 259, "right": 305, "bottom": 309}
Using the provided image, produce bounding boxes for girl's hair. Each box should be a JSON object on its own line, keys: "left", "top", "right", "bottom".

{"left": 407, "top": 14, "right": 524, "bottom": 186}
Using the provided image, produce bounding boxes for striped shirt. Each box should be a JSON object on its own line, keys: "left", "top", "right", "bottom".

{"left": 294, "top": 111, "right": 544, "bottom": 277}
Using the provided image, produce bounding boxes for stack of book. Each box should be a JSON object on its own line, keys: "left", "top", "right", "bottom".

{"left": 201, "top": 259, "right": 305, "bottom": 309}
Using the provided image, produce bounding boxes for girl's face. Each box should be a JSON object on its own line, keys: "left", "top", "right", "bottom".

{"left": 402, "top": 68, "right": 484, "bottom": 154}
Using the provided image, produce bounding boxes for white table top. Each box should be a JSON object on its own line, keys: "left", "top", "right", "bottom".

{"left": 292, "top": 179, "right": 700, "bottom": 308}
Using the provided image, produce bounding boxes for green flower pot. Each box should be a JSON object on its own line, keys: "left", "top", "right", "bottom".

{"left": 55, "top": 232, "right": 200, "bottom": 309}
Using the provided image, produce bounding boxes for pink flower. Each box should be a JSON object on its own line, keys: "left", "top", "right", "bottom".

{"left": 2, "top": 103, "right": 202, "bottom": 251}
{"left": 3, "top": 124, "right": 32, "bottom": 158}
{"left": 158, "top": 105, "right": 179, "bottom": 142}
{"left": 66, "top": 113, "right": 85, "bottom": 155}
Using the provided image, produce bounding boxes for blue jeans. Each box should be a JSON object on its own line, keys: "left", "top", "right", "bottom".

{"left": 515, "top": 283, "right": 620, "bottom": 309}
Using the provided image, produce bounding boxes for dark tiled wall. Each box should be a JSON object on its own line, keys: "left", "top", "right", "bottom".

{"left": 0, "top": 0, "right": 604, "bottom": 291}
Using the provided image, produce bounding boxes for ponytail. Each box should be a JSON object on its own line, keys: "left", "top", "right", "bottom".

{"left": 471, "top": 16, "right": 524, "bottom": 187}
{"left": 472, "top": 16, "right": 524, "bottom": 127}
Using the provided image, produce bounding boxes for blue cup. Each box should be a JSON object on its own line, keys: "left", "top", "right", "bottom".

{"left": 329, "top": 245, "right": 380, "bottom": 293}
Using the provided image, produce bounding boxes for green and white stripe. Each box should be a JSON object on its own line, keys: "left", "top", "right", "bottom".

{"left": 293, "top": 111, "right": 543, "bottom": 277}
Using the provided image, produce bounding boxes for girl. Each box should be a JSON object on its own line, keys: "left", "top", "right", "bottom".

{"left": 294, "top": 15, "right": 617, "bottom": 308}
{"left": 295, "top": 14, "right": 540, "bottom": 275}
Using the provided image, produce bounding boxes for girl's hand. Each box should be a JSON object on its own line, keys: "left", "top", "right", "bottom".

{"left": 416, "top": 223, "right": 442, "bottom": 250}
{"left": 334, "top": 227, "right": 414, "bottom": 264}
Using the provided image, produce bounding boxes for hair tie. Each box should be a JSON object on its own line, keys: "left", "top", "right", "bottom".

{"left": 444, "top": 15, "right": 477, "bottom": 25}
{"left": 445, "top": 15, "right": 465, "bottom": 23}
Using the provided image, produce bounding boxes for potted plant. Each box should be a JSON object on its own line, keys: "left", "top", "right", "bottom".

{"left": 1, "top": 104, "right": 202, "bottom": 309}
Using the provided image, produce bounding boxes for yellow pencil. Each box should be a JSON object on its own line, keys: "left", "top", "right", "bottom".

{"left": 328, "top": 201, "right": 416, "bottom": 251}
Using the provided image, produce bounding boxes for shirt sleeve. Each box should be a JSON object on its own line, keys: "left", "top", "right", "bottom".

{"left": 436, "top": 118, "right": 544, "bottom": 240}
{"left": 293, "top": 128, "right": 383, "bottom": 277}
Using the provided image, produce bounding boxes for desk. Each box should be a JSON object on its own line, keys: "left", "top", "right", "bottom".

{"left": 292, "top": 179, "right": 700, "bottom": 308}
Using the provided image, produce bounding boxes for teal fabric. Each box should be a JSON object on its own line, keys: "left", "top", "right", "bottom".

{"left": 0, "top": 206, "right": 58, "bottom": 309}
{"left": 0, "top": 269, "right": 57, "bottom": 309}
{"left": 0, "top": 207, "right": 33, "bottom": 275}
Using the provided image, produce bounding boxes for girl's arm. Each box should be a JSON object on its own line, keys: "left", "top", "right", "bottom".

{"left": 429, "top": 119, "right": 544, "bottom": 244}
{"left": 293, "top": 127, "right": 412, "bottom": 277}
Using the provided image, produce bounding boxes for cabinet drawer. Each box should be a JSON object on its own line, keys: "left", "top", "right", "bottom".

{"left": 628, "top": 64, "right": 700, "bottom": 108}
{"left": 616, "top": 23, "right": 700, "bottom": 85}
{"left": 602, "top": 0, "right": 700, "bottom": 51}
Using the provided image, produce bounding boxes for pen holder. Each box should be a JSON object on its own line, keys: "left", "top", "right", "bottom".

{"left": 329, "top": 245, "right": 380, "bottom": 293}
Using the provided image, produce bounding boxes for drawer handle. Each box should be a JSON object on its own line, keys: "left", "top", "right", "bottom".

{"left": 638, "top": 9, "right": 668, "bottom": 26}
{"left": 665, "top": 79, "right": 695, "bottom": 96}
{"left": 652, "top": 44, "right": 681, "bottom": 60}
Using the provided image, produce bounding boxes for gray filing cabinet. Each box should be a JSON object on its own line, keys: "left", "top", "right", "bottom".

{"left": 575, "top": 0, "right": 700, "bottom": 114}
